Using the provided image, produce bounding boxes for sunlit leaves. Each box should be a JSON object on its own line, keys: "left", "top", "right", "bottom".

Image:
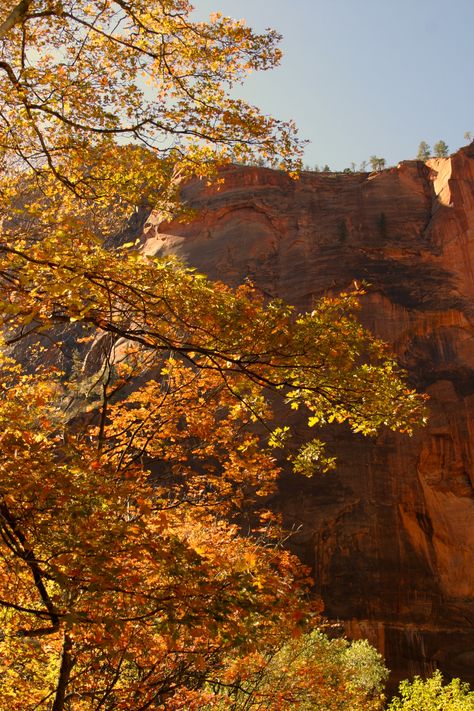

{"left": 292, "top": 439, "right": 337, "bottom": 477}
{"left": 0, "top": 354, "right": 317, "bottom": 708}
{"left": 0, "top": 0, "right": 430, "bottom": 706}
{"left": 204, "top": 630, "right": 388, "bottom": 710}
{"left": 387, "top": 670, "right": 474, "bottom": 711}
{"left": 0, "top": 230, "right": 427, "bottom": 451}
{"left": 0, "top": 0, "right": 303, "bottom": 219}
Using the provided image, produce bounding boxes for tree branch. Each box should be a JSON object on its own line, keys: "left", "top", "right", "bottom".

{"left": 0, "top": 500, "right": 60, "bottom": 635}
{"left": 0, "top": 0, "right": 34, "bottom": 39}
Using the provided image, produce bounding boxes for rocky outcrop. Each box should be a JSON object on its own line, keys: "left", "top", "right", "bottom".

{"left": 141, "top": 145, "right": 474, "bottom": 686}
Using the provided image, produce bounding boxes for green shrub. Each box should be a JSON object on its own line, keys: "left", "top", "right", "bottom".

{"left": 387, "top": 669, "right": 474, "bottom": 711}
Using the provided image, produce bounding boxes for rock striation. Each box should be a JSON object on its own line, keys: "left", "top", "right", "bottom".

{"left": 141, "top": 144, "right": 474, "bottom": 686}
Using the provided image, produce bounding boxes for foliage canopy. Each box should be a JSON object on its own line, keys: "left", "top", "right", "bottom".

{"left": 205, "top": 630, "right": 388, "bottom": 710}
{"left": 0, "top": 0, "right": 428, "bottom": 707}
{"left": 387, "top": 670, "right": 474, "bottom": 711}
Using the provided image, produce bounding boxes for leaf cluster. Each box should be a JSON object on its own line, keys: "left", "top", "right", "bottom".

{"left": 204, "top": 631, "right": 388, "bottom": 710}
{"left": 0, "top": 354, "right": 318, "bottom": 708}
{"left": 0, "top": 0, "right": 303, "bottom": 219}
{"left": 387, "top": 670, "right": 474, "bottom": 711}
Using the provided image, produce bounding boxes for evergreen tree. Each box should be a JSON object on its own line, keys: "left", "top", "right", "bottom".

{"left": 369, "top": 156, "right": 378, "bottom": 171}
{"left": 370, "top": 156, "right": 386, "bottom": 171}
{"left": 433, "top": 140, "right": 449, "bottom": 158}
{"left": 417, "top": 141, "right": 431, "bottom": 160}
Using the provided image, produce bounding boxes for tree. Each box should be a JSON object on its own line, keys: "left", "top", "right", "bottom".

{"left": 0, "top": 1, "right": 428, "bottom": 707}
{"left": 464, "top": 131, "right": 472, "bottom": 143}
{"left": 416, "top": 141, "right": 431, "bottom": 161}
{"left": 0, "top": 0, "right": 302, "bottom": 224}
{"left": 433, "top": 140, "right": 449, "bottom": 158}
{"left": 387, "top": 670, "right": 474, "bottom": 710}
{"left": 369, "top": 156, "right": 386, "bottom": 171}
{"left": 0, "top": 351, "right": 324, "bottom": 709}
{"left": 205, "top": 631, "right": 388, "bottom": 710}
{"left": 0, "top": 281, "right": 426, "bottom": 707}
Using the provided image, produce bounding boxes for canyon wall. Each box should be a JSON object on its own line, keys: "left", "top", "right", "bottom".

{"left": 140, "top": 145, "right": 474, "bottom": 686}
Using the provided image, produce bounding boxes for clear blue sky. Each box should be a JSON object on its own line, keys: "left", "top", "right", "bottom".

{"left": 193, "top": 0, "right": 474, "bottom": 170}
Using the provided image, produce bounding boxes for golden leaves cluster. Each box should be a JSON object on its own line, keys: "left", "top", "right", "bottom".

{"left": 0, "top": 0, "right": 303, "bottom": 220}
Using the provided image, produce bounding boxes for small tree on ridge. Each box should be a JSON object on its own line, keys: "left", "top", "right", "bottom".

{"left": 417, "top": 141, "right": 431, "bottom": 160}
{"left": 434, "top": 140, "right": 449, "bottom": 158}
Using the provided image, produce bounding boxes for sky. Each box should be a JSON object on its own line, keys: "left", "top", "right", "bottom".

{"left": 193, "top": 0, "right": 474, "bottom": 170}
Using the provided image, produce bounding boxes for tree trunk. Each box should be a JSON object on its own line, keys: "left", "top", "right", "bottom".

{"left": 52, "top": 632, "right": 74, "bottom": 711}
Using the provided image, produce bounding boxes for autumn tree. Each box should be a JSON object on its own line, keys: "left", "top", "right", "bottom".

{"left": 0, "top": 351, "right": 325, "bottom": 709}
{"left": 205, "top": 630, "right": 388, "bottom": 710}
{"left": 0, "top": 0, "right": 304, "bottom": 211}
{"left": 0, "top": 0, "right": 428, "bottom": 708}
{"left": 0, "top": 281, "right": 426, "bottom": 708}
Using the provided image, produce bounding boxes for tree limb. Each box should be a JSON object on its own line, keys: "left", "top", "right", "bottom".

{"left": 0, "top": 0, "right": 34, "bottom": 39}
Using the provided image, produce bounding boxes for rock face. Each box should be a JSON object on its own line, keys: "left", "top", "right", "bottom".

{"left": 141, "top": 145, "right": 474, "bottom": 686}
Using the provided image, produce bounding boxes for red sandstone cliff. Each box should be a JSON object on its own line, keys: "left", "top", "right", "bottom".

{"left": 140, "top": 144, "right": 474, "bottom": 686}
